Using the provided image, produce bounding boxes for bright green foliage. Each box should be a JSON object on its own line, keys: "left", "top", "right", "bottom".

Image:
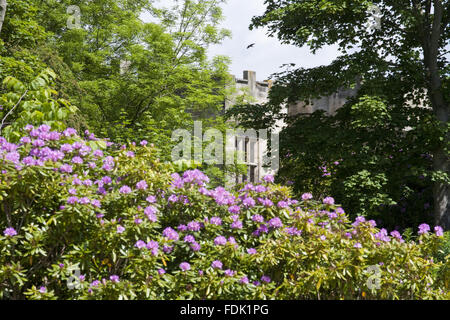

{"left": 1, "top": 0, "right": 234, "bottom": 156}
{"left": 0, "top": 0, "right": 50, "bottom": 82}
{"left": 30, "top": 0, "right": 233, "bottom": 148}
{"left": 1, "top": 0, "right": 239, "bottom": 185}
{"left": 0, "top": 69, "right": 78, "bottom": 141}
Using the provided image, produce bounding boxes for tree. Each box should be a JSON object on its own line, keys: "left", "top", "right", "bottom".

{"left": 247, "top": 0, "right": 449, "bottom": 229}
{"left": 0, "top": 68, "right": 78, "bottom": 141}
{"left": 0, "top": 0, "right": 50, "bottom": 83}
{"left": 28, "top": 0, "right": 232, "bottom": 155}
{"left": 1, "top": 0, "right": 234, "bottom": 158}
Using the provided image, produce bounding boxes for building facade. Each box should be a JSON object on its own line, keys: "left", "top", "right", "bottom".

{"left": 224, "top": 71, "right": 280, "bottom": 185}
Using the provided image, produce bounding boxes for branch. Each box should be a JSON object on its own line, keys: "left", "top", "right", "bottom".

{"left": 0, "top": 89, "right": 28, "bottom": 134}
{"left": 430, "top": 0, "right": 443, "bottom": 58}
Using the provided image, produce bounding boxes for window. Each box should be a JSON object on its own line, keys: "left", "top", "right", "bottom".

{"left": 234, "top": 136, "right": 259, "bottom": 184}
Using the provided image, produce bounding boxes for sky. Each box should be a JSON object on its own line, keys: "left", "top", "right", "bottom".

{"left": 207, "top": 0, "right": 341, "bottom": 81}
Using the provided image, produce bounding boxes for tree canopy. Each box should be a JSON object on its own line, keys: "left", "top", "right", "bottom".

{"left": 1, "top": 0, "right": 233, "bottom": 156}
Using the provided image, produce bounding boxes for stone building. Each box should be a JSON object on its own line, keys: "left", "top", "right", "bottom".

{"left": 224, "top": 70, "right": 284, "bottom": 185}
{"left": 226, "top": 70, "right": 359, "bottom": 184}
{"left": 288, "top": 86, "right": 360, "bottom": 116}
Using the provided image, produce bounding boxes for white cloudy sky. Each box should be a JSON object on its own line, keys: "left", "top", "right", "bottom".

{"left": 207, "top": 0, "right": 341, "bottom": 81}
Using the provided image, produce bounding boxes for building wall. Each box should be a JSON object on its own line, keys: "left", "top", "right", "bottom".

{"left": 225, "top": 71, "right": 285, "bottom": 185}
{"left": 287, "top": 86, "right": 359, "bottom": 116}
{"left": 225, "top": 70, "right": 272, "bottom": 108}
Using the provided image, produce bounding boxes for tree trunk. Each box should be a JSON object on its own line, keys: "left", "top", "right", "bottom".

{"left": 428, "top": 43, "right": 449, "bottom": 230}
{"left": 433, "top": 143, "right": 449, "bottom": 230}
{"left": 0, "top": 0, "right": 6, "bottom": 35}
{"left": 422, "top": 0, "right": 450, "bottom": 229}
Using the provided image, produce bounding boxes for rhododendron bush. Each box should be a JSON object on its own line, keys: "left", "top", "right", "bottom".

{"left": 0, "top": 125, "right": 448, "bottom": 300}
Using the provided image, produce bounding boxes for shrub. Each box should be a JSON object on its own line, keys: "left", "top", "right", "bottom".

{"left": 0, "top": 125, "right": 448, "bottom": 300}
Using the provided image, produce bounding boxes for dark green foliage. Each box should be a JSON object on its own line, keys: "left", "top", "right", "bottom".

{"left": 275, "top": 95, "right": 442, "bottom": 230}
{"left": 227, "top": 0, "right": 449, "bottom": 229}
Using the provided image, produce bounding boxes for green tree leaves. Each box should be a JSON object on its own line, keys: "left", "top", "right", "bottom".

{"left": 0, "top": 69, "right": 77, "bottom": 140}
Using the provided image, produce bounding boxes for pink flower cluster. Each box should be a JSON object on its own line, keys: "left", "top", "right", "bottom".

{"left": 1, "top": 125, "right": 445, "bottom": 292}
